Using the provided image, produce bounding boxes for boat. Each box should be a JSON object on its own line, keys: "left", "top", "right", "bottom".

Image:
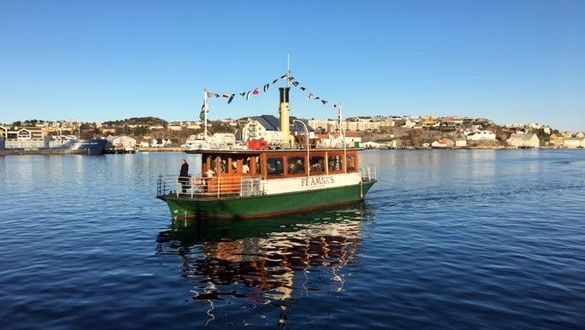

{"left": 156, "top": 84, "right": 377, "bottom": 219}
{"left": 0, "top": 135, "right": 107, "bottom": 155}
{"left": 182, "top": 132, "right": 243, "bottom": 151}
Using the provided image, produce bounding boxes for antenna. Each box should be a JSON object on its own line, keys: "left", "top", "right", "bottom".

{"left": 287, "top": 54, "right": 290, "bottom": 87}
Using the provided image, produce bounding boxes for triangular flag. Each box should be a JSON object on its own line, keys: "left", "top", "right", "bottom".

{"left": 252, "top": 88, "right": 260, "bottom": 96}
{"left": 263, "top": 83, "right": 270, "bottom": 92}
{"left": 199, "top": 102, "right": 206, "bottom": 120}
{"left": 245, "top": 91, "right": 251, "bottom": 100}
{"left": 321, "top": 100, "right": 328, "bottom": 105}
{"left": 239, "top": 92, "right": 246, "bottom": 97}
{"left": 280, "top": 74, "right": 286, "bottom": 79}
{"left": 300, "top": 87, "right": 306, "bottom": 91}
{"left": 308, "top": 93, "right": 314, "bottom": 100}
{"left": 272, "top": 78, "right": 279, "bottom": 84}
{"left": 227, "top": 94, "right": 235, "bottom": 104}
{"left": 292, "top": 81, "right": 299, "bottom": 87}
{"left": 222, "top": 94, "right": 229, "bottom": 99}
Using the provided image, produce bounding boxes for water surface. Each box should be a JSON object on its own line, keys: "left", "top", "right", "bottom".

{"left": 1, "top": 150, "right": 584, "bottom": 329}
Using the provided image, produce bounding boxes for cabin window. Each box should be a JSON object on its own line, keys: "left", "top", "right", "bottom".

{"left": 310, "top": 156, "right": 325, "bottom": 174}
{"left": 328, "top": 154, "right": 343, "bottom": 172}
{"left": 267, "top": 157, "right": 284, "bottom": 176}
{"left": 287, "top": 156, "right": 306, "bottom": 175}
{"left": 347, "top": 155, "right": 356, "bottom": 172}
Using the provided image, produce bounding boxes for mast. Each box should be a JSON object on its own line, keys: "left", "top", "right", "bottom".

{"left": 203, "top": 88, "right": 209, "bottom": 138}
{"left": 339, "top": 104, "right": 347, "bottom": 172}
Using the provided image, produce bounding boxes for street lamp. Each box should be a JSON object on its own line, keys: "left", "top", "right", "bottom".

{"left": 293, "top": 119, "right": 310, "bottom": 176}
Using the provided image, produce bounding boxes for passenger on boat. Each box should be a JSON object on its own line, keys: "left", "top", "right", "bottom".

{"left": 178, "top": 159, "right": 190, "bottom": 193}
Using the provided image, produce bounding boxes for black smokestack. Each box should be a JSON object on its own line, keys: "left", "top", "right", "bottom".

{"left": 279, "top": 87, "right": 290, "bottom": 103}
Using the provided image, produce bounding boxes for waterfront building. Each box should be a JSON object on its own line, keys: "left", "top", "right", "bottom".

{"left": 507, "top": 133, "right": 540, "bottom": 148}
{"left": 316, "top": 132, "right": 361, "bottom": 148}
{"left": 466, "top": 130, "right": 496, "bottom": 141}
{"left": 241, "top": 115, "right": 314, "bottom": 146}
{"left": 431, "top": 139, "right": 455, "bottom": 148}
{"left": 563, "top": 138, "right": 585, "bottom": 148}
{"left": 108, "top": 135, "right": 137, "bottom": 152}
{"left": 455, "top": 139, "right": 468, "bottom": 147}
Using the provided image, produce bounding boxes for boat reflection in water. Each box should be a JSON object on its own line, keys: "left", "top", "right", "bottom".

{"left": 156, "top": 205, "right": 373, "bottom": 327}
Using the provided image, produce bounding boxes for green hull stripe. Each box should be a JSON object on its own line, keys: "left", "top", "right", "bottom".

{"left": 161, "top": 181, "right": 376, "bottom": 219}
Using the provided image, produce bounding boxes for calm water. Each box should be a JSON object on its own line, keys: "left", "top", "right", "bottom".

{"left": 1, "top": 150, "right": 584, "bottom": 329}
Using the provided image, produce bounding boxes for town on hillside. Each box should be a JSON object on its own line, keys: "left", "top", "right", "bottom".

{"left": 1, "top": 115, "right": 584, "bottom": 152}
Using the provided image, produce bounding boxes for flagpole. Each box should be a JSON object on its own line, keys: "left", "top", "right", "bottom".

{"left": 203, "top": 88, "right": 208, "bottom": 138}
{"left": 340, "top": 104, "right": 347, "bottom": 173}
{"left": 287, "top": 54, "right": 290, "bottom": 87}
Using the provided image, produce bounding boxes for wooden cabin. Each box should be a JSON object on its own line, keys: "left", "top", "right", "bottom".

{"left": 197, "top": 149, "right": 360, "bottom": 196}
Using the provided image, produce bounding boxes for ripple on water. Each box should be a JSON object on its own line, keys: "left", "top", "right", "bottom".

{"left": 1, "top": 151, "right": 585, "bottom": 329}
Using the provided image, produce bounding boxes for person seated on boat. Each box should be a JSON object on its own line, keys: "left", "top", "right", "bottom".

{"left": 178, "top": 159, "right": 190, "bottom": 193}
{"left": 242, "top": 163, "right": 250, "bottom": 174}
{"left": 206, "top": 169, "right": 215, "bottom": 177}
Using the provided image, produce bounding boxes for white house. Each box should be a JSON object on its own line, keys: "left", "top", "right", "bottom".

{"left": 455, "top": 139, "right": 468, "bottom": 147}
{"left": 507, "top": 133, "right": 540, "bottom": 148}
{"left": 466, "top": 130, "right": 496, "bottom": 141}
{"left": 108, "top": 135, "right": 137, "bottom": 151}
{"left": 241, "top": 115, "right": 313, "bottom": 146}
{"left": 564, "top": 138, "right": 584, "bottom": 148}
{"left": 316, "top": 132, "right": 361, "bottom": 148}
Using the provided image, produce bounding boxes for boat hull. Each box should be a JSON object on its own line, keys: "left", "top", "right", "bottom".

{"left": 159, "top": 180, "right": 376, "bottom": 219}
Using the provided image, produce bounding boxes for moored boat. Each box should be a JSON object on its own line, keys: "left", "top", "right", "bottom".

{"left": 0, "top": 136, "right": 107, "bottom": 155}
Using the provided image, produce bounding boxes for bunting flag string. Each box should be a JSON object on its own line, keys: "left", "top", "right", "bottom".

{"left": 287, "top": 76, "right": 342, "bottom": 110}
{"left": 204, "top": 74, "right": 288, "bottom": 106}
{"left": 203, "top": 72, "right": 342, "bottom": 112}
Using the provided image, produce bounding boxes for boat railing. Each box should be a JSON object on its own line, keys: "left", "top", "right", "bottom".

{"left": 361, "top": 165, "right": 376, "bottom": 182}
{"left": 156, "top": 175, "right": 264, "bottom": 198}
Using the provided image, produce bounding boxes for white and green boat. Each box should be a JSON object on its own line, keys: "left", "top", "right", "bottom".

{"left": 156, "top": 87, "right": 376, "bottom": 219}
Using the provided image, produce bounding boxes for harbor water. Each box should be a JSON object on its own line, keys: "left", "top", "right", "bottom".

{"left": 1, "top": 150, "right": 584, "bottom": 329}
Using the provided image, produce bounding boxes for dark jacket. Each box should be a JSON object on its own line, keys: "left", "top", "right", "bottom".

{"left": 180, "top": 163, "right": 189, "bottom": 177}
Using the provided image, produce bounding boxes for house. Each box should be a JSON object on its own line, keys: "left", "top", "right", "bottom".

{"left": 316, "top": 131, "right": 361, "bottom": 148}
{"left": 466, "top": 130, "right": 496, "bottom": 141}
{"left": 507, "top": 133, "right": 540, "bottom": 148}
{"left": 564, "top": 138, "right": 584, "bottom": 148}
{"left": 108, "top": 135, "right": 137, "bottom": 151}
{"left": 455, "top": 139, "right": 468, "bottom": 148}
{"left": 362, "top": 141, "right": 385, "bottom": 149}
{"left": 549, "top": 133, "right": 565, "bottom": 147}
{"left": 151, "top": 138, "right": 172, "bottom": 147}
{"left": 431, "top": 139, "right": 455, "bottom": 148}
{"left": 241, "top": 115, "right": 314, "bottom": 146}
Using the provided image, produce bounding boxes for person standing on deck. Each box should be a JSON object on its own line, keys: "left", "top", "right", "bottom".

{"left": 178, "top": 159, "right": 190, "bottom": 193}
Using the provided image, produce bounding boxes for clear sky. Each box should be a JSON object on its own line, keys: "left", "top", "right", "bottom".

{"left": 1, "top": 0, "right": 584, "bottom": 131}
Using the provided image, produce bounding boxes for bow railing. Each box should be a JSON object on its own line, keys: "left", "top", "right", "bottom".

{"left": 156, "top": 175, "right": 264, "bottom": 198}
{"left": 360, "top": 165, "right": 376, "bottom": 182}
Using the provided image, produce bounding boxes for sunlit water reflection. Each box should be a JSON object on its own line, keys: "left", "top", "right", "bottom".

{"left": 1, "top": 150, "right": 584, "bottom": 329}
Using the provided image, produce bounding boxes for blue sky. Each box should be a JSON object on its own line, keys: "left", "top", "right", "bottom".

{"left": 1, "top": 0, "right": 584, "bottom": 131}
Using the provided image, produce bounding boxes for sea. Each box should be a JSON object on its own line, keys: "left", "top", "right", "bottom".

{"left": 1, "top": 150, "right": 584, "bottom": 329}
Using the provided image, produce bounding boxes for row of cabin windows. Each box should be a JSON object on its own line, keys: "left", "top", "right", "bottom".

{"left": 267, "top": 154, "right": 357, "bottom": 177}
{"left": 204, "top": 153, "right": 357, "bottom": 178}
